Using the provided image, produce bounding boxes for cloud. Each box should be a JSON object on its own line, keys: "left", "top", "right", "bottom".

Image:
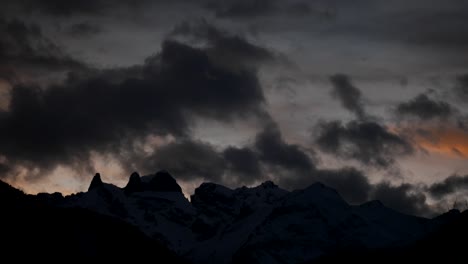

{"left": 398, "top": 123, "right": 468, "bottom": 158}
{"left": 0, "top": 38, "right": 266, "bottom": 179}
{"left": 3, "top": 0, "right": 318, "bottom": 19}
{"left": 203, "top": 0, "right": 313, "bottom": 18}
{"left": 141, "top": 139, "right": 226, "bottom": 182}
{"left": 223, "top": 147, "right": 261, "bottom": 184}
{"left": 0, "top": 19, "right": 86, "bottom": 81}
{"left": 427, "top": 174, "right": 468, "bottom": 199}
{"left": 315, "top": 120, "right": 413, "bottom": 167}
{"left": 372, "top": 182, "right": 431, "bottom": 216}
{"left": 170, "top": 20, "right": 275, "bottom": 69}
{"left": 454, "top": 74, "right": 468, "bottom": 101}
{"left": 129, "top": 119, "right": 316, "bottom": 188}
{"left": 1, "top": 0, "right": 151, "bottom": 16}
{"left": 23, "top": 0, "right": 106, "bottom": 16}
{"left": 314, "top": 167, "right": 437, "bottom": 216}
{"left": 204, "top": 0, "right": 277, "bottom": 18}
{"left": 255, "top": 122, "right": 315, "bottom": 173}
{"left": 316, "top": 167, "right": 371, "bottom": 204}
{"left": 322, "top": 74, "right": 414, "bottom": 168}
{"left": 66, "top": 22, "right": 102, "bottom": 38}
{"left": 396, "top": 94, "right": 455, "bottom": 121}
{"left": 132, "top": 121, "right": 375, "bottom": 207}
{"left": 329, "top": 74, "right": 366, "bottom": 120}
{"left": 136, "top": 141, "right": 263, "bottom": 186}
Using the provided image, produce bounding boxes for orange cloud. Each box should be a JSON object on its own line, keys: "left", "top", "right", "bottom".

{"left": 403, "top": 125, "right": 468, "bottom": 158}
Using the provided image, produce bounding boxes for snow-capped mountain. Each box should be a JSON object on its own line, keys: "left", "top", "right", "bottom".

{"left": 57, "top": 171, "right": 448, "bottom": 264}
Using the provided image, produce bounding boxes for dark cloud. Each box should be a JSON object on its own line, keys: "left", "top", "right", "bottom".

{"left": 142, "top": 140, "right": 226, "bottom": 182}
{"left": 204, "top": 0, "right": 312, "bottom": 18}
{"left": 2, "top": 0, "right": 317, "bottom": 19}
{"left": 0, "top": 39, "right": 265, "bottom": 179}
{"left": 454, "top": 74, "right": 468, "bottom": 101}
{"left": 139, "top": 142, "right": 263, "bottom": 186}
{"left": 21, "top": 0, "right": 105, "bottom": 16}
{"left": 136, "top": 121, "right": 375, "bottom": 207}
{"left": 427, "top": 175, "right": 468, "bottom": 199}
{"left": 372, "top": 182, "right": 431, "bottom": 216}
{"left": 0, "top": 19, "right": 86, "bottom": 81}
{"left": 314, "top": 170, "right": 437, "bottom": 217}
{"left": 134, "top": 119, "right": 316, "bottom": 187}
{"left": 66, "top": 22, "right": 102, "bottom": 38}
{"left": 1, "top": 0, "right": 152, "bottom": 16}
{"left": 204, "top": 0, "right": 276, "bottom": 18}
{"left": 315, "top": 120, "right": 413, "bottom": 167}
{"left": 223, "top": 147, "right": 261, "bottom": 184}
{"left": 255, "top": 122, "right": 314, "bottom": 173}
{"left": 316, "top": 167, "right": 371, "bottom": 204}
{"left": 396, "top": 94, "right": 455, "bottom": 121}
{"left": 144, "top": 40, "right": 265, "bottom": 120}
{"left": 277, "top": 161, "right": 434, "bottom": 216}
{"left": 329, "top": 74, "right": 366, "bottom": 119}
{"left": 170, "top": 20, "right": 275, "bottom": 69}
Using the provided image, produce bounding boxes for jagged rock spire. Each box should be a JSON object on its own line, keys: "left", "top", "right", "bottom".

{"left": 88, "top": 173, "right": 103, "bottom": 191}
{"left": 148, "top": 170, "right": 182, "bottom": 193}
{"left": 124, "top": 172, "right": 143, "bottom": 194}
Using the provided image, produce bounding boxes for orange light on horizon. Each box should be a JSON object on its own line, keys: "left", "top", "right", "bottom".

{"left": 400, "top": 125, "right": 468, "bottom": 158}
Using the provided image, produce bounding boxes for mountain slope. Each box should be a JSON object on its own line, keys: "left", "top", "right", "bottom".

{"left": 57, "top": 171, "right": 452, "bottom": 264}
{"left": 0, "top": 179, "right": 188, "bottom": 262}
{"left": 1, "top": 171, "right": 462, "bottom": 264}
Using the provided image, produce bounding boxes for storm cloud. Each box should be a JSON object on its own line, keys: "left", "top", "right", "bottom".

{"left": 0, "top": 0, "right": 151, "bottom": 16}
{"left": 0, "top": 38, "right": 266, "bottom": 178}
{"left": 330, "top": 74, "right": 366, "bottom": 120}
{"left": 223, "top": 147, "right": 261, "bottom": 184}
{"left": 138, "top": 120, "right": 315, "bottom": 187}
{"left": 141, "top": 139, "right": 226, "bottom": 182}
{"left": 0, "top": 19, "right": 86, "bottom": 81}
{"left": 204, "top": 0, "right": 314, "bottom": 18}
{"left": 396, "top": 94, "right": 455, "bottom": 121}
{"left": 455, "top": 74, "right": 468, "bottom": 101}
{"left": 135, "top": 141, "right": 263, "bottom": 186}
{"left": 66, "top": 22, "right": 102, "bottom": 38}
{"left": 315, "top": 120, "right": 413, "bottom": 167}
{"left": 427, "top": 174, "right": 468, "bottom": 199}
{"left": 316, "top": 167, "right": 371, "bottom": 204}
{"left": 170, "top": 19, "right": 275, "bottom": 69}
{"left": 372, "top": 182, "right": 431, "bottom": 216}
{"left": 255, "top": 122, "right": 315, "bottom": 173}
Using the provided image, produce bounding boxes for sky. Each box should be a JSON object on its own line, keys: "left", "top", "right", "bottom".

{"left": 1, "top": 0, "right": 468, "bottom": 217}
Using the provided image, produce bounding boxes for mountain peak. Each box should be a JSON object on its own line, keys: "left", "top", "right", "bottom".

{"left": 0, "top": 180, "right": 25, "bottom": 204}
{"left": 290, "top": 182, "right": 347, "bottom": 207}
{"left": 260, "top": 180, "right": 278, "bottom": 189}
{"left": 88, "top": 173, "right": 103, "bottom": 191}
{"left": 124, "top": 172, "right": 143, "bottom": 194}
{"left": 305, "top": 182, "right": 339, "bottom": 194}
{"left": 147, "top": 170, "right": 182, "bottom": 193}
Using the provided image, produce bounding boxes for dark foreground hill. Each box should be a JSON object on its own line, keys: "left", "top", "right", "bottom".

{"left": 312, "top": 209, "right": 467, "bottom": 263}
{"left": 0, "top": 180, "right": 188, "bottom": 262}
{"left": 0, "top": 172, "right": 466, "bottom": 263}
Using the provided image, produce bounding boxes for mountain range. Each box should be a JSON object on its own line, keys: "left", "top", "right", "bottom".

{"left": 0, "top": 170, "right": 466, "bottom": 263}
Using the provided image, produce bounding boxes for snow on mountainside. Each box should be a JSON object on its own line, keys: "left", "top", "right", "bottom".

{"left": 57, "top": 171, "right": 443, "bottom": 264}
